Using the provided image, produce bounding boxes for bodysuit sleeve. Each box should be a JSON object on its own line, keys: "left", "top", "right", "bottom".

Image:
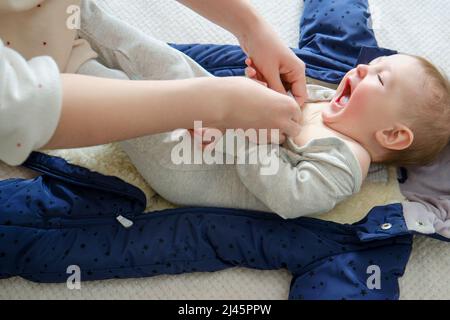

{"left": 236, "top": 137, "right": 363, "bottom": 219}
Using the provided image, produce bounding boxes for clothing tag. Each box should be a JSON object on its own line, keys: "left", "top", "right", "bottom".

{"left": 116, "top": 215, "right": 134, "bottom": 228}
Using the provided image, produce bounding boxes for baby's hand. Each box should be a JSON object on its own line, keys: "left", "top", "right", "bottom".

{"left": 192, "top": 58, "right": 296, "bottom": 147}
{"left": 188, "top": 128, "right": 224, "bottom": 150}
{"left": 189, "top": 126, "right": 286, "bottom": 149}
{"left": 245, "top": 58, "right": 300, "bottom": 145}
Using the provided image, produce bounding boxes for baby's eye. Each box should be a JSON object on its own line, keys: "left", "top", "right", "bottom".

{"left": 377, "top": 74, "right": 384, "bottom": 86}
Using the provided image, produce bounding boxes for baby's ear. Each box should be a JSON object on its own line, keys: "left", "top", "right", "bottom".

{"left": 375, "top": 123, "right": 414, "bottom": 151}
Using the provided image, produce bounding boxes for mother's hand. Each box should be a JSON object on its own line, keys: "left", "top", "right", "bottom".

{"left": 212, "top": 77, "right": 301, "bottom": 140}
{"left": 238, "top": 20, "right": 308, "bottom": 106}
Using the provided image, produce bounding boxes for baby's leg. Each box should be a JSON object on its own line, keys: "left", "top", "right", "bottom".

{"left": 120, "top": 132, "right": 268, "bottom": 211}
{"left": 77, "top": 59, "right": 129, "bottom": 80}
{"left": 79, "top": 0, "right": 211, "bottom": 80}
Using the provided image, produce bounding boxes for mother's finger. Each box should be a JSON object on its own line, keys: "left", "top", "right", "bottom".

{"left": 283, "top": 62, "right": 308, "bottom": 106}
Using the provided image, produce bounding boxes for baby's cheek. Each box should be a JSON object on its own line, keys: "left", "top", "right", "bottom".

{"left": 347, "top": 94, "right": 368, "bottom": 120}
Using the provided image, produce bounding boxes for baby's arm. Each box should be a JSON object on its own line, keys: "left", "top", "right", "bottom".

{"left": 236, "top": 140, "right": 362, "bottom": 219}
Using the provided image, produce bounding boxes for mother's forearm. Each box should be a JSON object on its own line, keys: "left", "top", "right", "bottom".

{"left": 176, "top": 0, "right": 264, "bottom": 41}
{"left": 43, "top": 74, "right": 224, "bottom": 150}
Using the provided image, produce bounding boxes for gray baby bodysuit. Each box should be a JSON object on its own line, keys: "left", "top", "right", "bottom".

{"left": 121, "top": 129, "right": 363, "bottom": 219}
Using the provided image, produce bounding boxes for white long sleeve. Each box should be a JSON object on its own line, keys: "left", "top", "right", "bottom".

{"left": 0, "top": 39, "right": 62, "bottom": 165}
{"left": 0, "top": 0, "right": 44, "bottom": 13}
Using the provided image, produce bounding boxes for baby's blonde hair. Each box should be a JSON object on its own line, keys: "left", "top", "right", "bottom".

{"left": 383, "top": 55, "right": 450, "bottom": 166}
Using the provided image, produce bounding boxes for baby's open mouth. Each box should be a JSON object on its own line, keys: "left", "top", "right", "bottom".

{"left": 334, "top": 78, "right": 352, "bottom": 108}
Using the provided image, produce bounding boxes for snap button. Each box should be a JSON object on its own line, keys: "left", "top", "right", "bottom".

{"left": 381, "top": 223, "right": 392, "bottom": 230}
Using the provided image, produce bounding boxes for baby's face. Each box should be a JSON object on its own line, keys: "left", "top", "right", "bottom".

{"left": 322, "top": 54, "right": 423, "bottom": 143}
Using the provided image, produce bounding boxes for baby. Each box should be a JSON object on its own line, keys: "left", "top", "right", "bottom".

{"left": 121, "top": 54, "right": 450, "bottom": 219}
